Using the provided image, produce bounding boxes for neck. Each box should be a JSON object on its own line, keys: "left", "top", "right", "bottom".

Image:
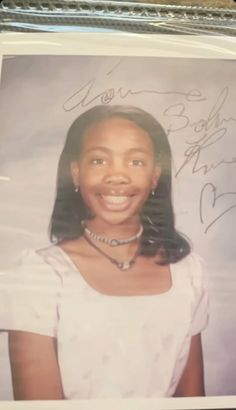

{"left": 81, "top": 217, "right": 142, "bottom": 261}
{"left": 85, "top": 216, "right": 142, "bottom": 240}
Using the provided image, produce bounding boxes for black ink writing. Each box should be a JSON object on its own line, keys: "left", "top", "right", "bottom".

{"left": 199, "top": 182, "right": 236, "bottom": 233}
{"left": 168, "top": 87, "right": 236, "bottom": 177}
{"left": 63, "top": 60, "right": 206, "bottom": 112}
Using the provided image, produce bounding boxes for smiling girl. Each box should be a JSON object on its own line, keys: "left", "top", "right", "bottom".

{"left": 0, "top": 105, "right": 208, "bottom": 400}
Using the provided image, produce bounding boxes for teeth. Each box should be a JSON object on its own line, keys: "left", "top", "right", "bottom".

{"left": 102, "top": 195, "right": 129, "bottom": 204}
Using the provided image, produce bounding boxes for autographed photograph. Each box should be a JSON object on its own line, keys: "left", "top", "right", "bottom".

{"left": 0, "top": 43, "right": 235, "bottom": 406}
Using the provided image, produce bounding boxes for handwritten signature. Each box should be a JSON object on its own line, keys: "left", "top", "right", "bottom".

{"left": 62, "top": 61, "right": 206, "bottom": 112}
{"left": 199, "top": 182, "right": 236, "bottom": 234}
{"left": 164, "top": 87, "right": 236, "bottom": 177}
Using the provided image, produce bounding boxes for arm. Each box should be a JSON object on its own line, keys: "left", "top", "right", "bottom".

{"left": 8, "top": 331, "right": 64, "bottom": 400}
{"left": 174, "top": 333, "right": 205, "bottom": 397}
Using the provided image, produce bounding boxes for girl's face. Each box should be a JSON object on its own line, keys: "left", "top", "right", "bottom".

{"left": 71, "top": 117, "right": 161, "bottom": 227}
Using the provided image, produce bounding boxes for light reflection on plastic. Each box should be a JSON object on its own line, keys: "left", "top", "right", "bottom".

{"left": 0, "top": 176, "right": 10, "bottom": 181}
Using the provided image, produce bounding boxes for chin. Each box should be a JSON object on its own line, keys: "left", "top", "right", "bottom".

{"left": 99, "top": 212, "right": 140, "bottom": 227}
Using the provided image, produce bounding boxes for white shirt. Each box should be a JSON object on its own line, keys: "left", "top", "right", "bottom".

{"left": 0, "top": 246, "right": 208, "bottom": 399}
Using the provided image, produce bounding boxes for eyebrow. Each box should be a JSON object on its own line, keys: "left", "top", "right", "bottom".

{"left": 84, "top": 146, "right": 152, "bottom": 155}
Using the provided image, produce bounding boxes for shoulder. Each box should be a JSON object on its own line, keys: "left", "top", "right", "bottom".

{"left": 173, "top": 252, "right": 206, "bottom": 290}
{"left": 186, "top": 253, "right": 206, "bottom": 287}
{"left": 172, "top": 253, "right": 209, "bottom": 335}
{"left": 0, "top": 246, "right": 63, "bottom": 290}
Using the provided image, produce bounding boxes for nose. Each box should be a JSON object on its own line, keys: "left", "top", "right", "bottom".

{"left": 104, "top": 161, "right": 131, "bottom": 185}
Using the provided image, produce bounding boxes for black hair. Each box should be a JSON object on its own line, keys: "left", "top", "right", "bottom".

{"left": 49, "top": 105, "right": 190, "bottom": 264}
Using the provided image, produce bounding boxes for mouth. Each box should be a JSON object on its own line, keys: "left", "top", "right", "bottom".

{"left": 99, "top": 194, "right": 133, "bottom": 211}
{"left": 101, "top": 195, "right": 129, "bottom": 204}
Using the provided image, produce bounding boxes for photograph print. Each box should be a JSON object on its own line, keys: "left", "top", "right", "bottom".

{"left": 0, "top": 50, "right": 235, "bottom": 402}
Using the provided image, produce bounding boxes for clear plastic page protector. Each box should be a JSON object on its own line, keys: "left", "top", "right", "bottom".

{"left": 0, "top": 2, "right": 236, "bottom": 410}
{"left": 0, "top": 0, "right": 236, "bottom": 34}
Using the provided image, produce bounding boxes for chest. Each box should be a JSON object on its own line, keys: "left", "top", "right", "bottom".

{"left": 67, "top": 253, "right": 172, "bottom": 297}
{"left": 58, "top": 269, "right": 193, "bottom": 343}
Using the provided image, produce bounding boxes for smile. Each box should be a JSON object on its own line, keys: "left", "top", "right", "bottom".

{"left": 99, "top": 194, "right": 133, "bottom": 211}
{"left": 101, "top": 195, "right": 130, "bottom": 204}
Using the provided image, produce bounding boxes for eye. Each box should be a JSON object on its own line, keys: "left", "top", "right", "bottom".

{"left": 129, "top": 159, "right": 146, "bottom": 166}
{"left": 90, "top": 158, "right": 107, "bottom": 165}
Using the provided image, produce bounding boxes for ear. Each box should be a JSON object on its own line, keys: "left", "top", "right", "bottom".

{"left": 151, "top": 165, "right": 161, "bottom": 190}
{"left": 70, "top": 161, "right": 80, "bottom": 188}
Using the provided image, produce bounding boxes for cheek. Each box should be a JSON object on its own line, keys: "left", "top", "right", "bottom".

{"left": 132, "top": 167, "right": 156, "bottom": 187}
{"left": 79, "top": 168, "right": 103, "bottom": 188}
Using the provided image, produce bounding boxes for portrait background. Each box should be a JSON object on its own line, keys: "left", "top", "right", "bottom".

{"left": 0, "top": 54, "right": 236, "bottom": 399}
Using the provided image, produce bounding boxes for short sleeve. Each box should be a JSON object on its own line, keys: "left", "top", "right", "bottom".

{"left": 188, "top": 253, "right": 209, "bottom": 336}
{"left": 0, "top": 249, "right": 62, "bottom": 337}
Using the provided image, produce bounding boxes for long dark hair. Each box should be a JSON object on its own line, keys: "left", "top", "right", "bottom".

{"left": 49, "top": 105, "right": 190, "bottom": 264}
